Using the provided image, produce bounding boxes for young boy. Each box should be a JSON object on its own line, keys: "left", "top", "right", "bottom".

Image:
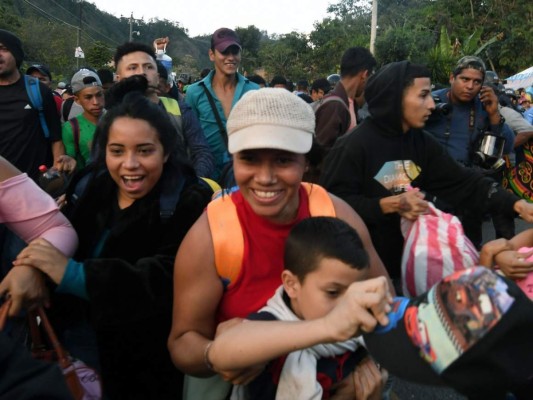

{"left": 207, "top": 217, "right": 390, "bottom": 399}
{"left": 61, "top": 68, "right": 104, "bottom": 170}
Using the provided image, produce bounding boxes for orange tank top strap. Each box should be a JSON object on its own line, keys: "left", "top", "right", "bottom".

{"left": 207, "top": 183, "right": 336, "bottom": 284}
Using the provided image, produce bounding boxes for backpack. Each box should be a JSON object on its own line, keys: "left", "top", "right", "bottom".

{"left": 206, "top": 183, "right": 336, "bottom": 285}
{"left": 23, "top": 75, "right": 50, "bottom": 138}
{"left": 311, "top": 94, "right": 350, "bottom": 114}
{"left": 62, "top": 98, "right": 75, "bottom": 123}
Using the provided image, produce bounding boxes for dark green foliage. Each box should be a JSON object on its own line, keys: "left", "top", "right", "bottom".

{"left": 1, "top": 0, "right": 531, "bottom": 85}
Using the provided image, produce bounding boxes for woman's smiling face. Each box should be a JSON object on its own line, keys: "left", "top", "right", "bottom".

{"left": 106, "top": 116, "right": 167, "bottom": 209}
{"left": 233, "top": 148, "right": 307, "bottom": 224}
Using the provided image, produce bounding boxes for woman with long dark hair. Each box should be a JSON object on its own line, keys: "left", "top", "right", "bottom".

{"left": 15, "top": 92, "right": 212, "bottom": 399}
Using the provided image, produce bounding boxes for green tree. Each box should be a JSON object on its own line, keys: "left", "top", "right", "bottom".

{"left": 309, "top": 16, "right": 370, "bottom": 77}
{"left": 235, "top": 25, "right": 263, "bottom": 75}
{"left": 258, "top": 32, "right": 312, "bottom": 80}
{"left": 85, "top": 40, "right": 113, "bottom": 69}
{"left": 19, "top": 18, "right": 76, "bottom": 77}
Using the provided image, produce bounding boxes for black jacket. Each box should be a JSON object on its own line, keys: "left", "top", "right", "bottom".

{"left": 320, "top": 61, "right": 518, "bottom": 279}
{"left": 54, "top": 165, "right": 211, "bottom": 399}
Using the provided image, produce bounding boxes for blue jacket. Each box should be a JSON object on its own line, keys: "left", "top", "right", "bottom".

{"left": 186, "top": 71, "right": 259, "bottom": 179}
{"left": 426, "top": 88, "right": 514, "bottom": 164}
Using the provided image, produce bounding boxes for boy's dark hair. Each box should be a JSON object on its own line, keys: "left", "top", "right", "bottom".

{"left": 104, "top": 75, "right": 148, "bottom": 110}
{"left": 340, "top": 47, "right": 377, "bottom": 79}
{"left": 284, "top": 217, "right": 369, "bottom": 282}
{"left": 248, "top": 74, "right": 266, "bottom": 86}
{"left": 311, "top": 78, "right": 330, "bottom": 94}
{"left": 403, "top": 64, "right": 431, "bottom": 90}
{"left": 97, "top": 68, "right": 114, "bottom": 85}
{"left": 114, "top": 42, "right": 156, "bottom": 69}
{"left": 270, "top": 75, "right": 287, "bottom": 88}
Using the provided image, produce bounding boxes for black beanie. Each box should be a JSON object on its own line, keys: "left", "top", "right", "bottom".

{"left": 0, "top": 29, "right": 24, "bottom": 68}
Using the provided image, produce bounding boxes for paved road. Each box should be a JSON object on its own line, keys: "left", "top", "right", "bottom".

{"left": 390, "top": 218, "right": 531, "bottom": 399}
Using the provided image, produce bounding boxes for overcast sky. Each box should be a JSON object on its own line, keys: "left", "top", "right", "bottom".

{"left": 90, "top": 0, "right": 335, "bottom": 37}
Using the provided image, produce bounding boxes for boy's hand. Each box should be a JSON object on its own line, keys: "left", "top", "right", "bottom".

{"left": 322, "top": 277, "right": 392, "bottom": 341}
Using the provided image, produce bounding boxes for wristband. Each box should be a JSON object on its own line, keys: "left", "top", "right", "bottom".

{"left": 204, "top": 341, "right": 214, "bottom": 371}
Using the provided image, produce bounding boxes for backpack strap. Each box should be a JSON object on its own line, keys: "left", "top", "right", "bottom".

{"left": 159, "top": 176, "right": 185, "bottom": 221}
{"left": 199, "top": 81, "right": 228, "bottom": 149}
{"left": 207, "top": 183, "right": 336, "bottom": 286}
{"left": 312, "top": 95, "right": 350, "bottom": 114}
{"left": 24, "top": 75, "right": 50, "bottom": 139}
{"left": 207, "top": 194, "right": 244, "bottom": 286}
{"left": 302, "top": 182, "right": 336, "bottom": 217}
{"left": 62, "top": 98, "right": 74, "bottom": 122}
{"left": 69, "top": 117, "right": 81, "bottom": 161}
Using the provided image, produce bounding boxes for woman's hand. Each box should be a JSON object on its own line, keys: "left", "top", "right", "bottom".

{"left": 494, "top": 249, "right": 533, "bottom": 279}
{"left": 13, "top": 238, "right": 69, "bottom": 284}
{"left": 330, "top": 356, "right": 388, "bottom": 400}
{"left": 398, "top": 189, "right": 428, "bottom": 221}
{"left": 0, "top": 266, "right": 49, "bottom": 316}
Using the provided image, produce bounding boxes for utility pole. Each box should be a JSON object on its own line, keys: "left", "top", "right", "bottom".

{"left": 370, "top": 0, "right": 378, "bottom": 54}
{"left": 76, "top": 1, "right": 82, "bottom": 68}
{"left": 128, "top": 12, "right": 141, "bottom": 41}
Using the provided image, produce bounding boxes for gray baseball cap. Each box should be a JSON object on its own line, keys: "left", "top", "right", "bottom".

{"left": 71, "top": 68, "right": 102, "bottom": 94}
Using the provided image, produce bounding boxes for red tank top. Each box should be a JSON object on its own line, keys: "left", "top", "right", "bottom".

{"left": 216, "top": 185, "right": 311, "bottom": 322}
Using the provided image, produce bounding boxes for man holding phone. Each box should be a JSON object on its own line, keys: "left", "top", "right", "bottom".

{"left": 425, "top": 56, "right": 515, "bottom": 248}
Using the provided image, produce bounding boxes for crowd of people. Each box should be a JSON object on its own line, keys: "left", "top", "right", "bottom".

{"left": 0, "top": 25, "right": 532, "bottom": 400}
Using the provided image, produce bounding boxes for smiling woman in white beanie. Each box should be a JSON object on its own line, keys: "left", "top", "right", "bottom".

{"left": 170, "top": 88, "right": 392, "bottom": 400}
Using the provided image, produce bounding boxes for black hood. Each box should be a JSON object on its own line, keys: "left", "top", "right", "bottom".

{"left": 365, "top": 61, "right": 410, "bottom": 136}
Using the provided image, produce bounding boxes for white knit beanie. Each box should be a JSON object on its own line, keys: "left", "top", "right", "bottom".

{"left": 227, "top": 88, "right": 315, "bottom": 154}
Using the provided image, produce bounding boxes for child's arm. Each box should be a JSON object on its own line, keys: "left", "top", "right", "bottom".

{"left": 480, "top": 229, "right": 533, "bottom": 279}
{"left": 208, "top": 277, "right": 391, "bottom": 372}
{"left": 479, "top": 238, "right": 513, "bottom": 267}
{"left": 507, "top": 228, "right": 533, "bottom": 249}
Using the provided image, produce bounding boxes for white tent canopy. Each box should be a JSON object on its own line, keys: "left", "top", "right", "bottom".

{"left": 505, "top": 66, "right": 533, "bottom": 90}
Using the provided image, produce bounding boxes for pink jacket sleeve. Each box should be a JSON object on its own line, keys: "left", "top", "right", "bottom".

{"left": 0, "top": 174, "right": 78, "bottom": 256}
